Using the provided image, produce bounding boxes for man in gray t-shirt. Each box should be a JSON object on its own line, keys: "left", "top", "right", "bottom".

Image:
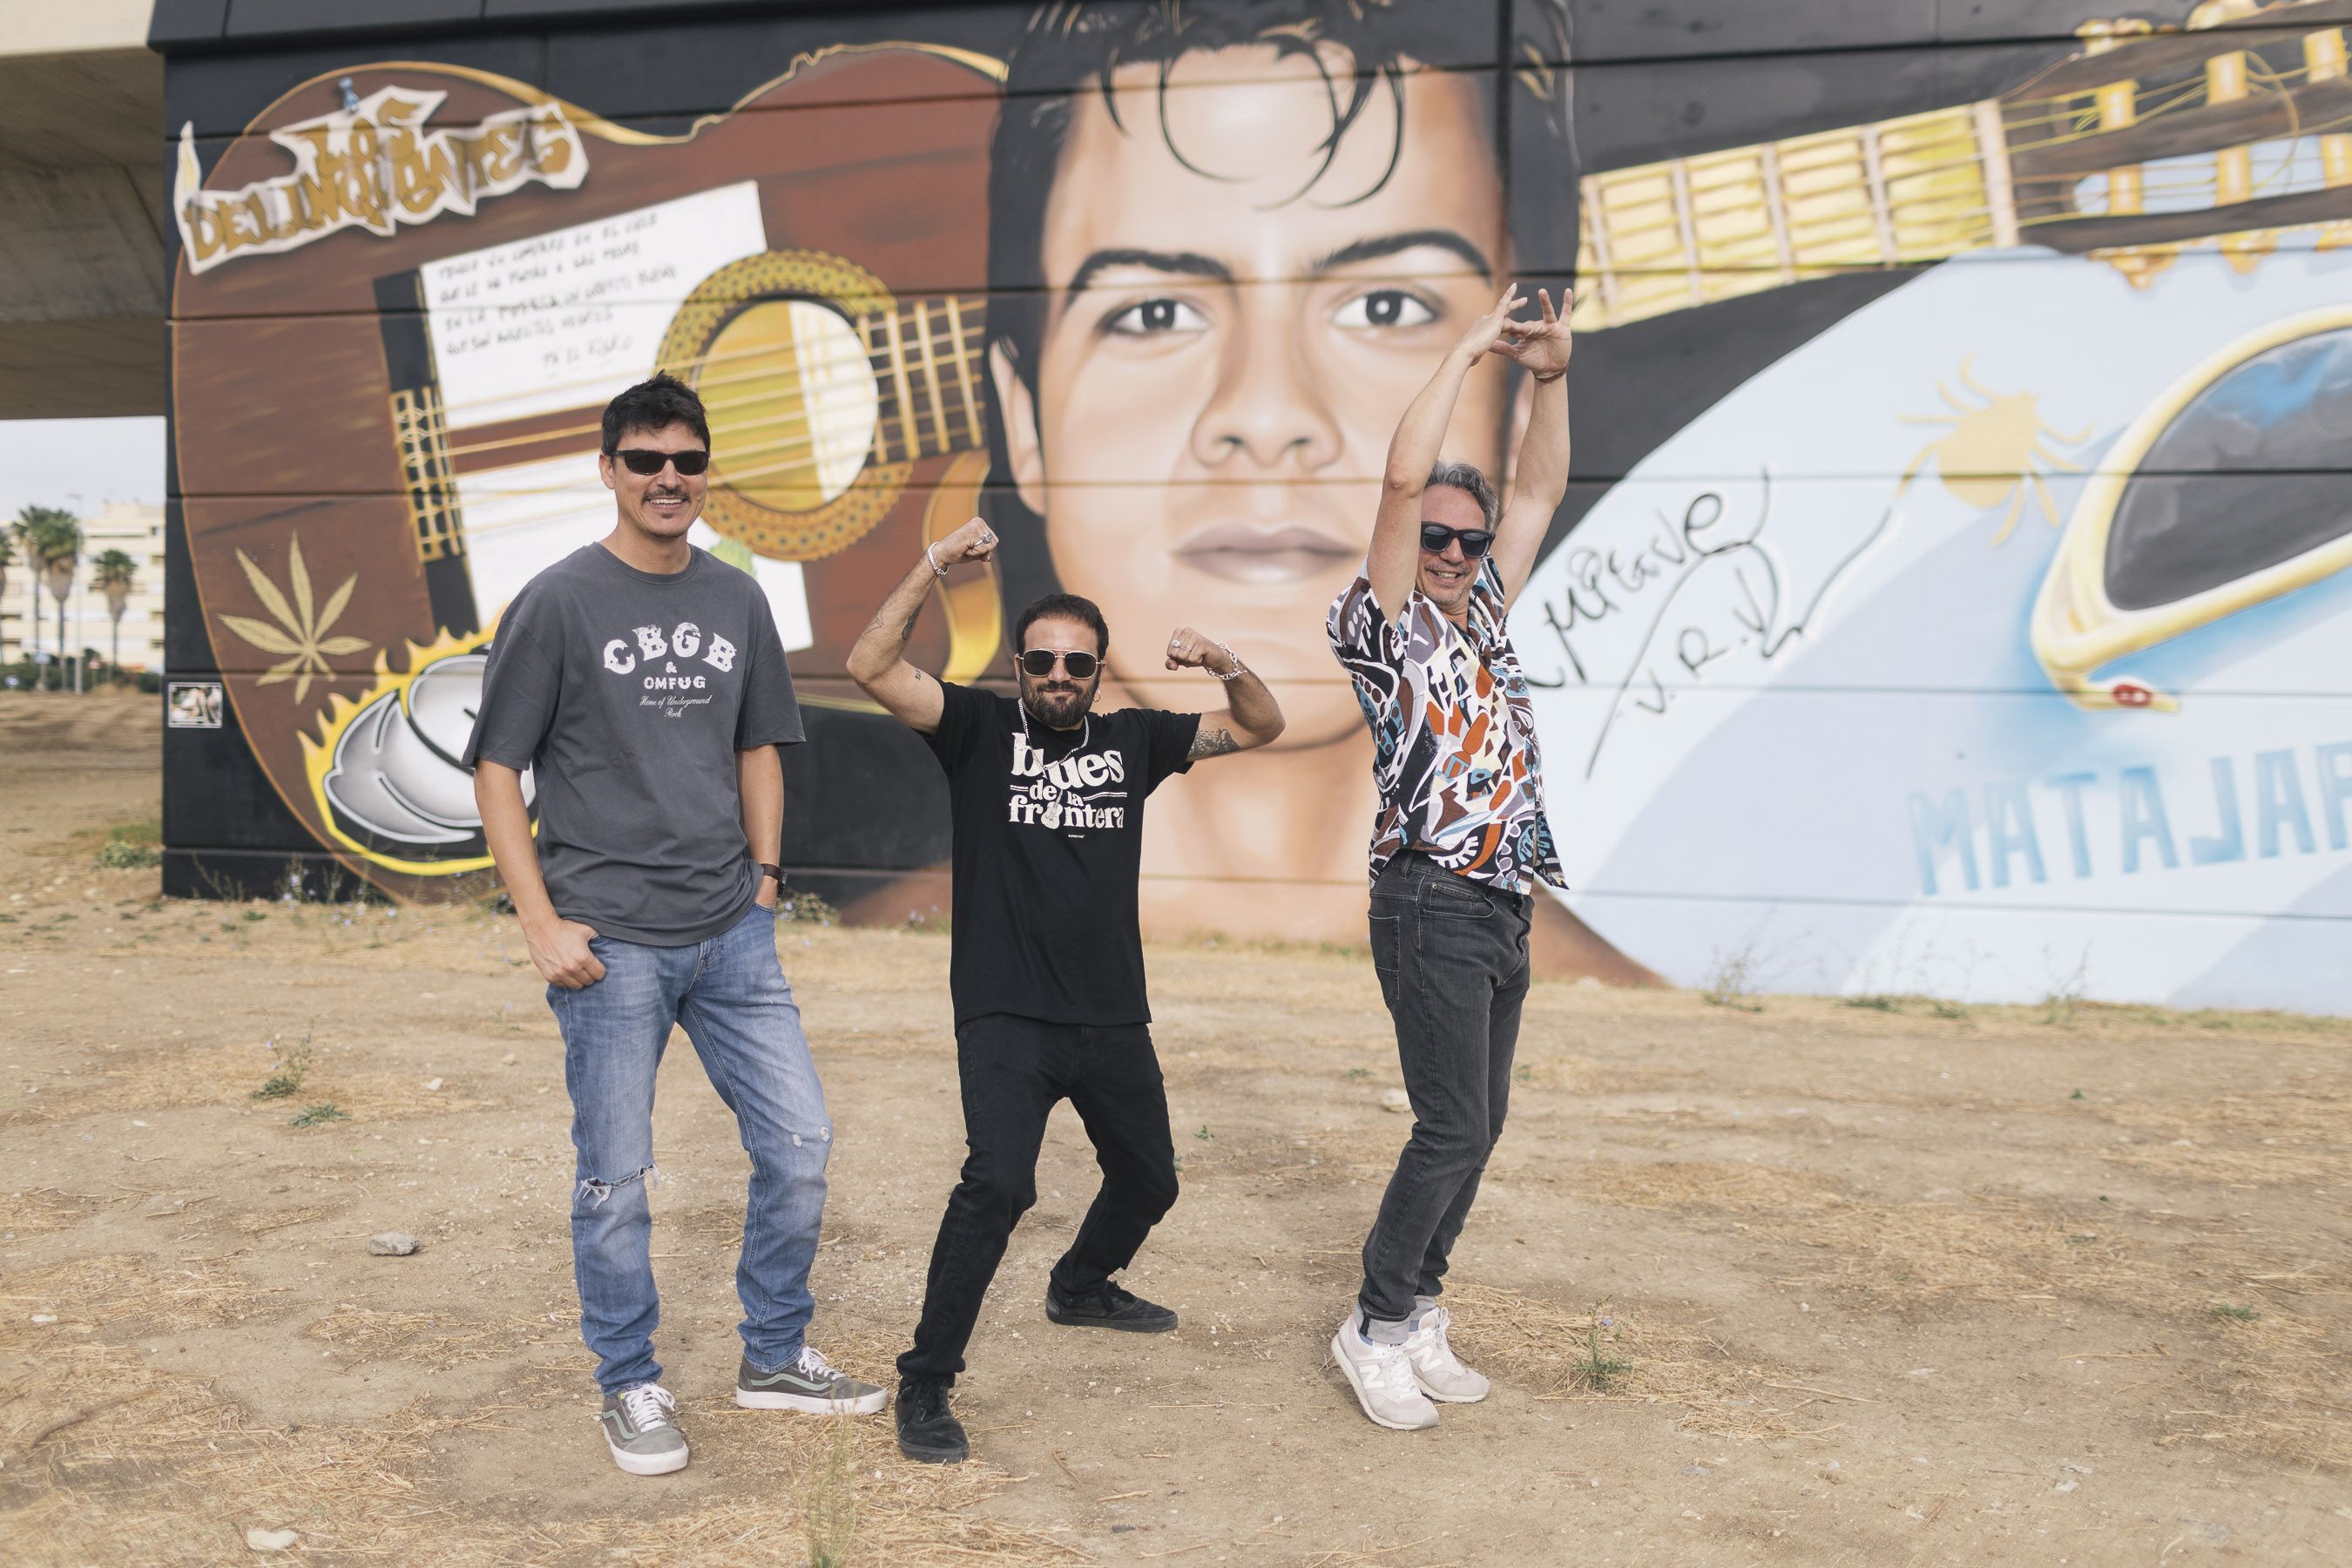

{"left": 465, "top": 374, "right": 885, "bottom": 1479}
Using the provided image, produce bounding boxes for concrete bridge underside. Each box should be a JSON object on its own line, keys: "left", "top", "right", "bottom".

{"left": 0, "top": 3, "right": 165, "bottom": 419}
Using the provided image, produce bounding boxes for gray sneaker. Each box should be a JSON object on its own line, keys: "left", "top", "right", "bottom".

{"left": 599, "top": 1382, "right": 689, "bottom": 1476}
{"left": 734, "top": 1345, "right": 889, "bottom": 1415}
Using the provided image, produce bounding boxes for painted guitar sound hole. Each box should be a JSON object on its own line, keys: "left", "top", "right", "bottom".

{"left": 702, "top": 299, "right": 879, "bottom": 513}
{"left": 2105, "top": 327, "right": 2352, "bottom": 612}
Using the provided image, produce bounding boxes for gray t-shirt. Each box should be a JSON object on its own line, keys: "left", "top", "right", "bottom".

{"left": 461, "top": 543, "right": 804, "bottom": 945}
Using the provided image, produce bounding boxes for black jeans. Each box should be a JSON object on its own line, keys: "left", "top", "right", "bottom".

{"left": 898, "top": 1012, "right": 1179, "bottom": 1383}
{"left": 1358, "top": 851, "right": 1532, "bottom": 1327}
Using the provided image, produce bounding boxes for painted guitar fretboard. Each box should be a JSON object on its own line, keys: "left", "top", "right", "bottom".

{"left": 1571, "top": 104, "right": 2004, "bottom": 331}
{"left": 1571, "top": 12, "right": 2352, "bottom": 331}
{"left": 862, "top": 295, "right": 989, "bottom": 463}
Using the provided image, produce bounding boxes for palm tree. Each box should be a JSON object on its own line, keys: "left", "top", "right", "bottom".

{"left": 18, "top": 509, "right": 82, "bottom": 693}
{"left": 0, "top": 530, "right": 14, "bottom": 674}
{"left": 91, "top": 548, "right": 138, "bottom": 683}
{"left": 5, "top": 515, "right": 32, "bottom": 678}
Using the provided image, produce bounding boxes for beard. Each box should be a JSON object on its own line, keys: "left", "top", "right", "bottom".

{"left": 1019, "top": 674, "right": 1098, "bottom": 730}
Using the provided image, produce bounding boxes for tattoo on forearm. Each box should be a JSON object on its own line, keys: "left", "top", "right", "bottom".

{"left": 1190, "top": 726, "right": 1240, "bottom": 760}
{"left": 896, "top": 604, "right": 922, "bottom": 642}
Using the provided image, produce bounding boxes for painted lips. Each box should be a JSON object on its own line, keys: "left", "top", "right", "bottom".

{"left": 1173, "top": 524, "right": 1356, "bottom": 583}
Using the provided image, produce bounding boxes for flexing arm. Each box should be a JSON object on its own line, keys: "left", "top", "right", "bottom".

{"left": 845, "top": 516, "right": 995, "bottom": 733}
{"left": 1490, "top": 287, "right": 1573, "bottom": 606}
{"left": 1369, "top": 283, "right": 1524, "bottom": 614}
{"left": 737, "top": 744, "right": 782, "bottom": 909}
{"left": 1164, "top": 627, "right": 1285, "bottom": 759}
{"left": 475, "top": 760, "right": 605, "bottom": 989}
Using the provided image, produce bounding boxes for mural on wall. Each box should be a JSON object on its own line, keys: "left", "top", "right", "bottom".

{"left": 167, "top": 0, "right": 2352, "bottom": 1009}
{"left": 172, "top": 44, "right": 1008, "bottom": 900}
{"left": 1521, "top": 0, "right": 2352, "bottom": 1011}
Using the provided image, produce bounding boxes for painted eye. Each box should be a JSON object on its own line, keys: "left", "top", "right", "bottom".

{"left": 1333, "top": 289, "right": 1438, "bottom": 330}
{"left": 1105, "top": 298, "right": 1207, "bottom": 335}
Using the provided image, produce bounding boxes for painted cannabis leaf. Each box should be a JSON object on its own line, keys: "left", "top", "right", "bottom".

{"left": 219, "top": 534, "right": 371, "bottom": 704}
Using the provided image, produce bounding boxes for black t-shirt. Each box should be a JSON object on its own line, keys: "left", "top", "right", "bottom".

{"left": 924, "top": 681, "right": 1200, "bottom": 1024}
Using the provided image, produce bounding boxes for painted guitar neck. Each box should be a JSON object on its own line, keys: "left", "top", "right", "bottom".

{"left": 1571, "top": 7, "right": 2352, "bottom": 331}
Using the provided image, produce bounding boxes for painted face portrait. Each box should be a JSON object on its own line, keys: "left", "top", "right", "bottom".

{"left": 992, "top": 44, "right": 1514, "bottom": 745}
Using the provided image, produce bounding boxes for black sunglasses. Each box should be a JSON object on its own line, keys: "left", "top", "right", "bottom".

{"left": 613, "top": 447, "right": 711, "bottom": 476}
{"left": 1420, "top": 524, "right": 1493, "bottom": 558}
{"left": 1020, "top": 648, "right": 1100, "bottom": 679}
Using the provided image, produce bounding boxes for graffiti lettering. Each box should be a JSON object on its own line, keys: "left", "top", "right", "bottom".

{"left": 173, "top": 86, "right": 586, "bottom": 274}
{"left": 1908, "top": 741, "right": 2352, "bottom": 896}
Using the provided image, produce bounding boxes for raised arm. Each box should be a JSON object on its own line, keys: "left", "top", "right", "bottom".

{"left": 1163, "top": 627, "right": 1285, "bottom": 759}
{"left": 845, "top": 516, "right": 996, "bottom": 733}
{"left": 1489, "top": 287, "right": 1573, "bottom": 607}
{"left": 1369, "top": 283, "right": 1524, "bottom": 615}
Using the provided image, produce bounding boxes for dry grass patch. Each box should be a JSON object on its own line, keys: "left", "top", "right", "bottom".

{"left": 1569, "top": 1161, "right": 2135, "bottom": 1307}
{"left": 2, "top": 1305, "right": 1064, "bottom": 1566}
{"left": 1443, "top": 1282, "right": 1816, "bottom": 1441}
{"left": 3, "top": 1043, "right": 262, "bottom": 1124}
{"left": 3, "top": 1186, "right": 105, "bottom": 1239}
{"left": 0, "top": 1253, "right": 281, "bottom": 1341}
{"left": 300, "top": 1066, "right": 498, "bottom": 1121}
{"left": 301, "top": 1303, "right": 566, "bottom": 1371}
{"left": 1580, "top": 1159, "right": 1842, "bottom": 1214}
{"left": 1791, "top": 1193, "right": 2135, "bottom": 1305}
{"left": 2169, "top": 1297, "right": 2352, "bottom": 1471}
{"left": 2092, "top": 1088, "right": 2352, "bottom": 1187}
{"left": 3, "top": 1039, "right": 493, "bottom": 1127}
{"left": 1204, "top": 1125, "right": 1398, "bottom": 1191}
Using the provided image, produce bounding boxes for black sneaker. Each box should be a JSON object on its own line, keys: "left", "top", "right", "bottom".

{"left": 895, "top": 1377, "right": 968, "bottom": 1464}
{"left": 1045, "top": 1280, "right": 1179, "bottom": 1334}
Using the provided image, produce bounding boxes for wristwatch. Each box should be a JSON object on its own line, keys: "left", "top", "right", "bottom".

{"left": 757, "top": 862, "right": 785, "bottom": 889}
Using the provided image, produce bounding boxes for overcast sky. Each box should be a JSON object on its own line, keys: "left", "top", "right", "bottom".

{"left": 0, "top": 417, "right": 166, "bottom": 524}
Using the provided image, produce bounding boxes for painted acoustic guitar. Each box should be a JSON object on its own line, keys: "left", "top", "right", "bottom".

{"left": 172, "top": 45, "right": 1005, "bottom": 893}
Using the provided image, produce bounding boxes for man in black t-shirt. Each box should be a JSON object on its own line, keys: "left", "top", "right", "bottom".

{"left": 847, "top": 516, "right": 1287, "bottom": 1463}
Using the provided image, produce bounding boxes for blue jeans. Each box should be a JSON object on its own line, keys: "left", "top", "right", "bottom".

{"left": 548, "top": 902, "right": 831, "bottom": 1394}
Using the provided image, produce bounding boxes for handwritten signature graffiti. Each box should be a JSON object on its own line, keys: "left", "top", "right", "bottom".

{"left": 1519, "top": 475, "right": 1897, "bottom": 778}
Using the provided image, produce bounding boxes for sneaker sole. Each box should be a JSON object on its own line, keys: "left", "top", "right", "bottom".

{"left": 606, "top": 1439, "right": 690, "bottom": 1476}
{"left": 896, "top": 1433, "right": 970, "bottom": 1464}
{"left": 1413, "top": 1373, "right": 1490, "bottom": 1404}
{"left": 735, "top": 1386, "right": 889, "bottom": 1415}
{"left": 1329, "top": 1332, "right": 1439, "bottom": 1431}
{"left": 1044, "top": 1304, "right": 1178, "bottom": 1334}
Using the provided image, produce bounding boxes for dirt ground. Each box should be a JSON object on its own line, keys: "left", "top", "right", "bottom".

{"left": 3, "top": 690, "right": 2349, "bottom": 1566}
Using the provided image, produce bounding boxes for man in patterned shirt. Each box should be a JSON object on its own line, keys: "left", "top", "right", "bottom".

{"left": 1324, "top": 282, "right": 1572, "bottom": 1430}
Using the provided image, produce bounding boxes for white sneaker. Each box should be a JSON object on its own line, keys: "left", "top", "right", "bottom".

{"left": 1402, "top": 1302, "right": 1490, "bottom": 1403}
{"left": 1331, "top": 1314, "right": 1439, "bottom": 1430}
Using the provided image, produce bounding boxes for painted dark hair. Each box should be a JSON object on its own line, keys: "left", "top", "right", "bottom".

{"left": 1015, "top": 591, "right": 1112, "bottom": 658}
{"left": 600, "top": 372, "right": 711, "bottom": 455}
{"left": 985, "top": 0, "right": 1577, "bottom": 407}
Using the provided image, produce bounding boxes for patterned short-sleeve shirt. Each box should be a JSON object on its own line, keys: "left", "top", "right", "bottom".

{"left": 1327, "top": 558, "right": 1565, "bottom": 894}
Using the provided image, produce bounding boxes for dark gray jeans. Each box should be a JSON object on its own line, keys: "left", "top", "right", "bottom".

{"left": 1358, "top": 850, "right": 1532, "bottom": 1327}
